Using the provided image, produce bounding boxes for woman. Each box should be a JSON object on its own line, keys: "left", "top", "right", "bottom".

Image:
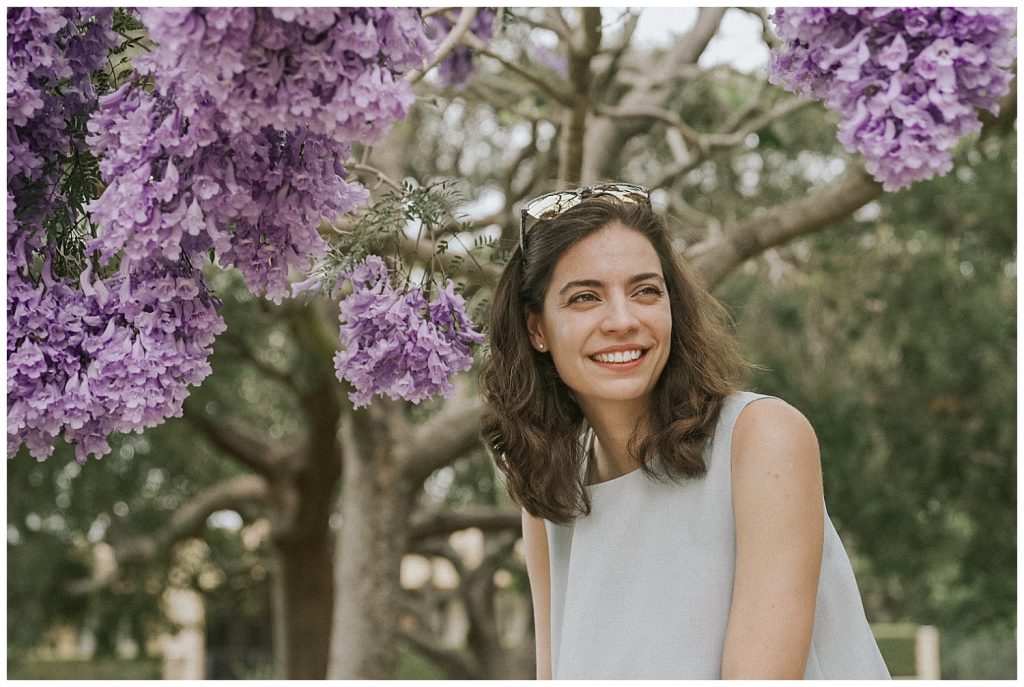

{"left": 480, "top": 184, "right": 891, "bottom": 680}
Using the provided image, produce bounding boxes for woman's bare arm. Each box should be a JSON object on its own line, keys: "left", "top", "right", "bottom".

{"left": 721, "top": 398, "right": 824, "bottom": 679}
{"left": 522, "top": 509, "right": 553, "bottom": 680}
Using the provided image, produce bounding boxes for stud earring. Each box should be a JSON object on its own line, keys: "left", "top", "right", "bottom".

{"left": 538, "top": 343, "right": 545, "bottom": 350}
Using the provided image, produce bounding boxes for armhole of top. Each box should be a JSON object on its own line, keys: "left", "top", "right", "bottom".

{"left": 726, "top": 393, "right": 782, "bottom": 480}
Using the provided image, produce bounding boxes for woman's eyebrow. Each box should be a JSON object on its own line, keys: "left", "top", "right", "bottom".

{"left": 558, "top": 278, "right": 603, "bottom": 296}
{"left": 557, "top": 272, "right": 664, "bottom": 296}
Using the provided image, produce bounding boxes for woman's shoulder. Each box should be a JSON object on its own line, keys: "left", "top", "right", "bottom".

{"left": 724, "top": 391, "right": 808, "bottom": 426}
{"left": 729, "top": 392, "right": 820, "bottom": 478}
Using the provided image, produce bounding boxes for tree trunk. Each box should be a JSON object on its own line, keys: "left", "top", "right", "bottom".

{"left": 328, "top": 402, "right": 417, "bottom": 679}
{"left": 270, "top": 537, "right": 335, "bottom": 679}
{"left": 269, "top": 306, "right": 345, "bottom": 679}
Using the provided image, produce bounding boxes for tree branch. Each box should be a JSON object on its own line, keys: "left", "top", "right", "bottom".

{"left": 66, "top": 474, "right": 273, "bottom": 595}
{"left": 597, "top": 96, "right": 812, "bottom": 154}
{"left": 421, "top": 7, "right": 457, "bottom": 19}
{"left": 591, "top": 9, "right": 640, "bottom": 98}
{"left": 581, "top": 8, "right": 727, "bottom": 181}
{"left": 407, "top": 7, "right": 479, "bottom": 85}
{"left": 718, "top": 79, "right": 769, "bottom": 134}
{"left": 502, "top": 122, "right": 538, "bottom": 197}
{"left": 595, "top": 103, "right": 705, "bottom": 147}
{"left": 460, "top": 30, "right": 573, "bottom": 107}
{"left": 186, "top": 410, "right": 281, "bottom": 482}
{"left": 546, "top": 7, "right": 573, "bottom": 40}
{"left": 688, "top": 164, "right": 884, "bottom": 288}
{"left": 401, "top": 378, "right": 485, "bottom": 486}
{"left": 670, "top": 7, "right": 728, "bottom": 66}
{"left": 347, "top": 162, "right": 402, "bottom": 193}
{"left": 409, "top": 506, "right": 522, "bottom": 545}
{"left": 738, "top": 7, "right": 782, "bottom": 50}
{"left": 557, "top": 7, "right": 603, "bottom": 185}
{"left": 703, "top": 97, "right": 814, "bottom": 148}
{"left": 462, "top": 532, "right": 519, "bottom": 668}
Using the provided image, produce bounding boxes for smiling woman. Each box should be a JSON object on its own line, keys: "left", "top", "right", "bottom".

{"left": 479, "top": 186, "right": 891, "bottom": 680}
{"left": 482, "top": 192, "right": 746, "bottom": 515}
{"left": 525, "top": 224, "right": 674, "bottom": 485}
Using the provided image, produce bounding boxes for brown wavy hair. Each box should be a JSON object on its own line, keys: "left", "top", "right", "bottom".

{"left": 480, "top": 196, "right": 749, "bottom": 525}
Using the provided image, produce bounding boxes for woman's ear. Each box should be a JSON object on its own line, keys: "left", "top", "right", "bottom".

{"left": 525, "top": 311, "right": 548, "bottom": 352}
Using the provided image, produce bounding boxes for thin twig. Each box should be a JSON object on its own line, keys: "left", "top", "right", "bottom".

{"left": 347, "top": 163, "right": 403, "bottom": 193}
{"left": 703, "top": 98, "right": 813, "bottom": 147}
{"left": 547, "top": 7, "right": 573, "bottom": 38}
{"left": 421, "top": 6, "right": 457, "bottom": 19}
{"left": 514, "top": 11, "right": 569, "bottom": 40}
{"left": 718, "top": 80, "right": 767, "bottom": 134}
{"left": 459, "top": 29, "right": 573, "bottom": 107}
{"left": 596, "top": 103, "right": 706, "bottom": 148}
{"left": 738, "top": 7, "right": 782, "bottom": 50}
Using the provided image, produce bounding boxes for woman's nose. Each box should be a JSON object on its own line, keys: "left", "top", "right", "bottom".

{"left": 600, "top": 295, "right": 640, "bottom": 333}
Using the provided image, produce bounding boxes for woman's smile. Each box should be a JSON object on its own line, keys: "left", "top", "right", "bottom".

{"left": 589, "top": 345, "right": 649, "bottom": 368}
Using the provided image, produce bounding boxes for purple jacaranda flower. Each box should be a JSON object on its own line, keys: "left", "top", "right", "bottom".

{"left": 769, "top": 7, "right": 1016, "bottom": 191}
{"left": 8, "top": 246, "right": 226, "bottom": 461}
{"left": 83, "top": 9, "right": 429, "bottom": 302}
{"left": 333, "top": 256, "right": 485, "bottom": 408}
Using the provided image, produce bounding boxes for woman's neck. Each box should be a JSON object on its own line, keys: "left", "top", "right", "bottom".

{"left": 580, "top": 398, "right": 652, "bottom": 484}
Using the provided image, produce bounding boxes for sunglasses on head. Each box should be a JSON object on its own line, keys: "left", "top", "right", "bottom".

{"left": 519, "top": 182, "right": 652, "bottom": 252}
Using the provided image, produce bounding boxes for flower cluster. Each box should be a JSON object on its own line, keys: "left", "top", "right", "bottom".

{"left": 8, "top": 249, "right": 225, "bottom": 463}
{"left": 8, "top": 9, "right": 485, "bottom": 461}
{"left": 8, "top": 9, "right": 225, "bottom": 462}
{"left": 768, "top": 8, "right": 1016, "bottom": 191}
{"left": 333, "top": 256, "right": 485, "bottom": 407}
{"left": 87, "top": 8, "right": 432, "bottom": 302}
{"left": 135, "top": 8, "right": 429, "bottom": 145}
{"left": 426, "top": 8, "right": 496, "bottom": 88}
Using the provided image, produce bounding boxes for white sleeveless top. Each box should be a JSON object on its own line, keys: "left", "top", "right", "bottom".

{"left": 543, "top": 391, "right": 891, "bottom": 679}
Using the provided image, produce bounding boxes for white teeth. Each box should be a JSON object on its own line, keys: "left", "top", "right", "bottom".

{"left": 593, "top": 349, "right": 643, "bottom": 364}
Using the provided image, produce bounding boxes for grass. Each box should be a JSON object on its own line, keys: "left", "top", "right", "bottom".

{"left": 7, "top": 657, "right": 162, "bottom": 680}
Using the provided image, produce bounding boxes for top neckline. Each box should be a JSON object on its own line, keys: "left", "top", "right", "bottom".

{"left": 582, "top": 426, "right": 662, "bottom": 489}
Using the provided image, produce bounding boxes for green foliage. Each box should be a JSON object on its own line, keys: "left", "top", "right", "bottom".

{"left": 940, "top": 625, "right": 1017, "bottom": 679}
{"left": 871, "top": 623, "right": 919, "bottom": 676}
{"left": 395, "top": 640, "right": 449, "bottom": 679}
{"left": 311, "top": 180, "right": 497, "bottom": 298}
{"left": 440, "top": 451, "right": 501, "bottom": 509}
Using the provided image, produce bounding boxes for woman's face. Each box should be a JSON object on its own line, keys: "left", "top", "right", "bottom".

{"left": 526, "top": 222, "right": 673, "bottom": 414}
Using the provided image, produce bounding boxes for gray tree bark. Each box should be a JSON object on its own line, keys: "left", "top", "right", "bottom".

{"left": 328, "top": 400, "right": 417, "bottom": 679}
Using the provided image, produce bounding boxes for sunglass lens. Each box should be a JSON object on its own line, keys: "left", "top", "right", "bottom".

{"left": 527, "top": 192, "right": 574, "bottom": 219}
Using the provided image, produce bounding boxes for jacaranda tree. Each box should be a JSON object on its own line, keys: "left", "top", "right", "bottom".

{"left": 8, "top": 6, "right": 1015, "bottom": 679}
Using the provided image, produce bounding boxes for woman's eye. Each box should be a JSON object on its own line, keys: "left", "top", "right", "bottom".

{"left": 636, "top": 286, "right": 664, "bottom": 298}
{"left": 568, "top": 293, "right": 598, "bottom": 304}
